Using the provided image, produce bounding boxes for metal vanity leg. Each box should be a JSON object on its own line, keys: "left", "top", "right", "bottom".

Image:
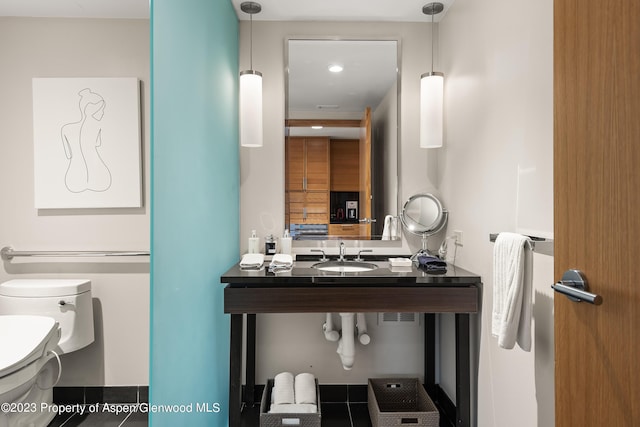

{"left": 244, "top": 314, "right": 257, "bottom": 405}
{"left": 229, "top": 313, "right": 243, "bottom": 425}
{"left": 424, "top": 313, "right": 436, "bottom": 397}
{"left": 455, "top": 313, "right": 471, "bottom": 427}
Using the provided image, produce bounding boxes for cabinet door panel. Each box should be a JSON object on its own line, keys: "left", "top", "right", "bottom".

{"left": 328, "top": 224, "right": 360, "bottom": 236}
{"left": 305, "top": 138, "right": 329, "bottom": 191}
{"left": 289, "top": 191, "right": 328, "bottom": 204}
{"left": 286, "top": 137, "right": 305, "bottom": 191}
{"left": 330, "top": 139, "right": 360, "bottom": 192}
{"left": 289, "top": 203, "right": 328, "bottom": 223}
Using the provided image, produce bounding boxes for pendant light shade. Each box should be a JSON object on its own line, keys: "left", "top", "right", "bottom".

{"left": 240, "top": 70, "right": 263, "bottom": 147}
{"left": 420, "top": 71, "right": 443, "bottom": 148}
{"left": 240, "top": 2, "right": 263, "bottom": 148}
{"left": 420, "top": 2, "right": 444, "bottom": 149}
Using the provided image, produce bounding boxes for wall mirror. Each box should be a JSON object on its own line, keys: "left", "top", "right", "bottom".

{"left": 285, "top": 38, "right": 400, "bottom": 242}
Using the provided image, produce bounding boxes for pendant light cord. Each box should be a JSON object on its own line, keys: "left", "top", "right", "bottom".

{"left": 431, "top": 9, "right": 434, "bottom": 74}
{"left": 250, "top": 13, "right": 253, "bottom": 70}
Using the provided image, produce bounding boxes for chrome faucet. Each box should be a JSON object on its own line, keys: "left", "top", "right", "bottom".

{"left": 356, "top": 249, "right": 373, "bottom": 261}
{"left": 311, "top": 248, "right": 328, "bottom": 261}
{"left": 339, "top": 241, "right": 346, "bottom": 261}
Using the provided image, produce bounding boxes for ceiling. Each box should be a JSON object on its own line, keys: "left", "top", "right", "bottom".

{"left": 0, "top": 0, "right": 452, "bottom": 22}
{"left": 231, "top": 0, "right": 452, "bottom": 22}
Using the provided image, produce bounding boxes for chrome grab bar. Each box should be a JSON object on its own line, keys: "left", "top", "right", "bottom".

{"left": 551, "top": 269, "right": 602, "bottom": 305}
{"left": 1, "top": 246, "right": 149, "bottom": 261}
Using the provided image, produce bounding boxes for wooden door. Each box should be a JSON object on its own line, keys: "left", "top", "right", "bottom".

{"left": 554, "top": 1, "right": 640, "bottom": 426}
{"left": 359, "top": 107, "right": 372, "bottom": 237}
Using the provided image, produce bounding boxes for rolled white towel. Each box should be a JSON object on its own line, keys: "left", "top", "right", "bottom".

{"left": 273, "top": 372, "right": 295, "bottom": 404}
{"left": 269, "top": 403, "right": 317, "bottom": 414}
{"left": 294, "top": 373, "right": 316, "bottom": 404}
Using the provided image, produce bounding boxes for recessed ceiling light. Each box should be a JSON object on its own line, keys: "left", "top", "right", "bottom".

{"left": 328, "top": 64, "right": 344, "bottom": 73}
{"left": 311, "top": 126, "right": 323, "bottom": 130}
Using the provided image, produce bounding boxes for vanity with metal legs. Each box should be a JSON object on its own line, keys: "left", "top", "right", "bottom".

{"left": 221, "top": 261, "right": 481, "bottom": 427}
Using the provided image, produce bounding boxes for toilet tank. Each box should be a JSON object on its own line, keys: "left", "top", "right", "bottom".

{"left": 0, "top": 279, "right": 94, "bottom": 354}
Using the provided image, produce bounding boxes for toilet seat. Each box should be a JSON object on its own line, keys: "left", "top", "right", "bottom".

{"left": 0, "top": 315, "right": 59, "bottom": 379}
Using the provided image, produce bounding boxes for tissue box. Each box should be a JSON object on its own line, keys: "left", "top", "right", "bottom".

{"left": 388, "top": 257, "right": 413, "bottom": 267}
{"left": 368, "top": 378, "right": 439, "bottom": 427}
{"left": 260, "top": 379, "right": 321, "bottom": 427}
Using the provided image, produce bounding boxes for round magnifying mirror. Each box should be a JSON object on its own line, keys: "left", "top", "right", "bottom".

{"left": 400, "top": 193, "right": 448, "bottom": 256}
{"left": 401, "top": 193, "right": 447, "bottom": 235}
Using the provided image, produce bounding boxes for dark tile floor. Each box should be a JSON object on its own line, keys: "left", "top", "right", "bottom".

{"left": 48, "top": 403, "right": 455, "bottom": 426}
{"left": 47, "top": 384, "right": 454, "bottom": 427}
{"left": 48, "top": 406, "right": 148, "bottom": 427}
{"left": 237, "top": 402, "right": 455, "bottom": 427}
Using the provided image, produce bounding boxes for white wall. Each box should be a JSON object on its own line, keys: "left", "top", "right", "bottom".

{"left": 240, "top": 21, "right": 440, "bottom": 383}
{"left": 0, "top": 17, "right": 150, "bottom": 386}
{"left": 439, "top": 1, "right": 555, "bottom": 426}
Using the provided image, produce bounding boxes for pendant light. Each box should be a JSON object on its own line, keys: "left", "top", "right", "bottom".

{"left": 420, "top": 2, "right": 444, "bottom": 148}
{"left": 240, "top": 2, "right": 263, "bottom": 148}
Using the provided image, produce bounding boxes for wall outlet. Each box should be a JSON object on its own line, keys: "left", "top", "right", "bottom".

{"left": 453, "top": 230, "right": 463, "bottom": 246}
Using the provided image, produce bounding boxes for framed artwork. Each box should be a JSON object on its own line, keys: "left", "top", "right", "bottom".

{"left": 32, "top": 77, "right": 142, "bottom": 209}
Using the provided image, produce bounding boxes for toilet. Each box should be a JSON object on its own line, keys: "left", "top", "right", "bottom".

{"left": 0, "top": 279, "right": 94, "bottom": 427}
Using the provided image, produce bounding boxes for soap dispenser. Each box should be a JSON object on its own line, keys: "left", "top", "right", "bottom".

{"left": 248, "top": 230, "right": 259, "bottom": 254}
{"left": 281, "top": 229, "right": 292, "bottom": 255}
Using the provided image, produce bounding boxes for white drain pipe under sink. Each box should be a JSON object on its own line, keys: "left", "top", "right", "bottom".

{"left": 323, "top": 312, "right": 370, "bottom": 370}
{"left": 337, "top": 313, "right": 356, "bottom": 370}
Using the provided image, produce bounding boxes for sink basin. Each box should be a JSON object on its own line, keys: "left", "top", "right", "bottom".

{"left": 312, "top": 260, "right": 378, "bottom": 273}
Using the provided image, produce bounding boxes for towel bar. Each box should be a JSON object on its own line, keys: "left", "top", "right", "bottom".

{"left": 1, "top": 246, "right": 150, "bottom": 261}
{"left": 489, "top": 233, "right": 554, "bottom": 256}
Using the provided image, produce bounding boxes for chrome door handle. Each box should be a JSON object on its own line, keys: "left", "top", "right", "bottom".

{"left": 358, "top": 218, "right": 377, "bottom": 224}
{"left": 551, "top": 269, "right": 602, "bottom": 305}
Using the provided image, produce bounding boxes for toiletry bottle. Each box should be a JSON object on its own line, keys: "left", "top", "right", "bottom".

{"left": 265, "top": 235, "right": 276, "bottom": 255}
{"left": 281, "top": 229, "right": 292, "bottom": 255}
{"left": 248, "top": 230, "right": 259, "bottom": 254}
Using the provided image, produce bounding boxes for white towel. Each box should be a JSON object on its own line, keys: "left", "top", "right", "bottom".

{"left": 269, "top": 403, "right": 317, "bottom": 414}
{"left": 240, "top": 253, "right": 264, "bottom": 269}
{"left": 381, "top": 215, "right": 397, "bottom": 240}
{"left": 270, "top": 254, "right": 293, "bottom": 267}
{"left": 273, "top": 372, "right": 295, "bottom": 404}
{"left": 492, "top": 232, "right": 533, "bottom": 351}
{"left": 294, "top": 373, "right": 317, "bottom": 404}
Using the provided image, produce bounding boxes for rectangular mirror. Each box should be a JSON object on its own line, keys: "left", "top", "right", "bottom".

{"left": 285, "top": 39, "right": 400, "bottom": 241}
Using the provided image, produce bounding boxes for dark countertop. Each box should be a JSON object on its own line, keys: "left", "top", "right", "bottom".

{"left": 221, "top": 257, "right": 481, "bottom": 287}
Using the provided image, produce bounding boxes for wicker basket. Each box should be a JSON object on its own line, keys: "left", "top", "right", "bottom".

{"left": 368, "top": 378, "right": 439, "bottom": 427}
{"left": 260, "top": 379, "right": 321, "bottom": 427}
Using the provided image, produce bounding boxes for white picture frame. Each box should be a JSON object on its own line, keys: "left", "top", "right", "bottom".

{"left": 32, "top": 77, "right": 142, "bottom": 209}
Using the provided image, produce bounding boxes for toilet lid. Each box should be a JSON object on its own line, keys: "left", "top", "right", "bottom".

{"left": 0, "top": 315, "right": 59, "bottom": 378}
{"left": 0, "top": 279, "right": 91, "bottom": 297}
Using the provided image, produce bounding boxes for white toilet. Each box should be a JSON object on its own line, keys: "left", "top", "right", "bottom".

{"left": 0, "top": 279, "right": 94, "bottom": 427}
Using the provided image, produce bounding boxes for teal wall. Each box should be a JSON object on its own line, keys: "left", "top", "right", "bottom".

{"left": 150, "top": 0, "right": 239, "bottom": 425}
